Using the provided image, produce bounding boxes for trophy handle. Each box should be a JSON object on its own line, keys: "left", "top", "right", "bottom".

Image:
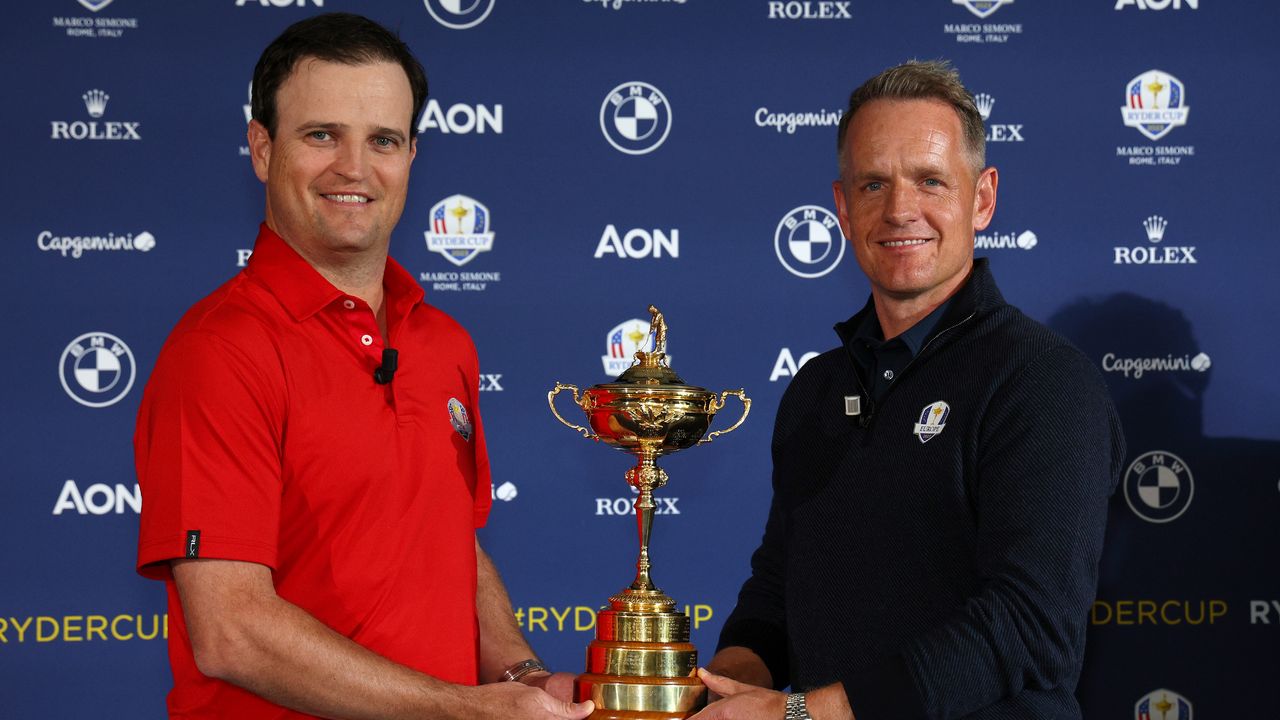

{"left": 699, "top": 389, "right": 751, "bottom": 445}
{"left": 548, "top": 382, "right": 595, "bottom": 439}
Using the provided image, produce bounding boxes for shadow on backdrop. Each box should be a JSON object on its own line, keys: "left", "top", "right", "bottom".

{"left": 1049, "top": 293, "right": 1279, "bottom": 711}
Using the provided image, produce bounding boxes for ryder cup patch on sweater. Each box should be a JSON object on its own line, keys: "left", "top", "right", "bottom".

{"left": 913, "top": 401, "right": 950, "bottom": 443}
{"left": 447, "top": 397, "right": 473, "bottom": 441}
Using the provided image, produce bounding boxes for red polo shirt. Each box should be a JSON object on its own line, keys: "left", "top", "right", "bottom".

{"left": 136, "top": 225, "right": 492, "bottom": 718}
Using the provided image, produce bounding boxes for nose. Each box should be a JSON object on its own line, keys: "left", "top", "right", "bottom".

{"left": 882, "top": 183, "right": 920, "bottom": 226}
{"left": 330, "top": 140, "right": 368, "bottom": 181}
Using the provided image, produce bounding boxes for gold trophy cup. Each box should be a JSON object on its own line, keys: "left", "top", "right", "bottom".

{"left": 548, "top": 306, "right": 750, "bottom": 719}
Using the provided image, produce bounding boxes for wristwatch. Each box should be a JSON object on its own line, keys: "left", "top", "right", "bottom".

{"left": 501, "top": 658, "right": 548, "bottom": 682}
{"left": 785, "top": 691, "right": 813, "bottom": 720}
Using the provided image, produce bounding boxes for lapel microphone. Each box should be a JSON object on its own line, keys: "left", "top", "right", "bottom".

{"left": 374, "top": 348, "right": 398, "bottom": 385}
{"left": 846, "top": 394, "right": 874, "bottom": 428}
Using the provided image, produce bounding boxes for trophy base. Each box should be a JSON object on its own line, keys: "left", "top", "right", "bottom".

{"left": 586, "top": 710, "right": 698, "bottom": 720}
{"left": 575, "top": 594, "right": 706, "bottom": 719}
{"left": 575, "top": 673, "right": 706, "bottom": 719}
{"left": 586, "top": 709, "right": 700, "bottom": 720}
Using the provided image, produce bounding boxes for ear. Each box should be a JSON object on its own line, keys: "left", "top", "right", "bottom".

{"left": 832, "top": 179, "right": 854, "bottom": 242}
{"left": 409, "top": 135, "right": 418, "bottom": 164}
{"left": 247, "top": 119, "right": 272, "bottom": 184}
{"left": 972, "top": 166, "right": 998, "bottom": 232}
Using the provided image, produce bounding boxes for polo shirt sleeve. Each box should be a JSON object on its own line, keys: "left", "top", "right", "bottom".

{"left": 135, "top": 329, "right": 286, "bottom": 580}
{"left": 842, "top": 345, "right": 1125, "bottom": 718}
{"left": 460, "top": 333, "right": 493, "bottom": 530}
{"left": 468, "top": 392, "right": 493, "bottom": 530}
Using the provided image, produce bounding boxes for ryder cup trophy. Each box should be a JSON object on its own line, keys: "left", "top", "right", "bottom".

{"left": 548, "top": 306, "right": 750, "bottom": 719}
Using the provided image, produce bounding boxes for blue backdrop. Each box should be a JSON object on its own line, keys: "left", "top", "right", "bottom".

{"left": 3, "top": 1, "right": 1278, "bottom": 717}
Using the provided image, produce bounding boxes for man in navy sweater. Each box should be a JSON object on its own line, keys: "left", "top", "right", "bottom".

{"left": 693, "top": 61, "right": 1125, "bottom": 720}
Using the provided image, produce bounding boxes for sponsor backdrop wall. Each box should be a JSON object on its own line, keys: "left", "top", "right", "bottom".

{"left": 3, "top": 0, "right": 1277, "bottom": 717}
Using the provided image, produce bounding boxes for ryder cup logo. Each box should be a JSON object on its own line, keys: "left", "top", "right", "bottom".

{"left": 602, "top": 318, "right": 658, "bottom": 377}
{"left": 60, "top": 332, "right": 136, "bottom": 408}
{"left": 424, "top": 0, "right": 495, "bottom": 29}
{"left": 1122, "top": 70, "right": 1190, "bottom": 141}
{"left": 1135, "top": 688, "right": 1192, "bottom": 719}
{"left": 953, "top": 0, "right": 1014, "bottom": 18}
{"left": 425, "top": 194, "right": 495, "bottom": 267}
{"left": 775, "top": 205, "right": 845, "bottom": 278}
{"left": 79, "top": 0, "right": 114, "bottom": 10}
{"left": 600, "top": 82, "right": 672, "bottom": 155}
{"left": 913, "top": 401, "right": 950, "bottom": 443}
{"left": 1124, "top": 451, "right": 1193, "bottom": 523}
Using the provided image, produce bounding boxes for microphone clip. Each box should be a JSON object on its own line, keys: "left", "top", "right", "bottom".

{"left": 374, "top": 348, "right": 398, "bottom": 385}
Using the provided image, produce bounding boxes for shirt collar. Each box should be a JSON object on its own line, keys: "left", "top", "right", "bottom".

{"left": 848, "top": 293, "right": 953, "bottom": 357}
{"left": 244, "top": 224, "right": 424, "bottom": 323}
{"left": 836, "top": 258, "right": 1000, "bottom": 350}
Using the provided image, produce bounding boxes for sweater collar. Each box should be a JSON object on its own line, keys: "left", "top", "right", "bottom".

{"left": 835, "top": 257, "right": 1005, "bottom": 348}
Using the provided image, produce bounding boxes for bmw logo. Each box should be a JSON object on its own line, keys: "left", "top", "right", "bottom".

{"left": 774, "top": 205, "right": 846, "bottom": 279}
{"left": 59, "top": 332, "right": 137, "bottom": 408}
{"left": 1123, "top": 451, "right": 1194, "bottom": 523}
{"left": 600, "top": 81, "right": 673, "bottom": 155}
{"left": 423, "top": 0, "right": 495, "bottom": 30}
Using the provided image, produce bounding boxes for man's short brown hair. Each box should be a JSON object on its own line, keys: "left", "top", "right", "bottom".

{"left": 836, "top": 59, "right": 986, "bottom": 179}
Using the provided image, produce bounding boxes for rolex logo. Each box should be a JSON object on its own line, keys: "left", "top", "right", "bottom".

{"left": 83, "top": 89, "right": 109, "bottom": 118}
{"left": 52, "top": 88, "right": 140, "bottom": 141}
{"left": 1144, "top": 215, "right": 1168, "bottom": 243}
{"left": 1114, "top": 214, "right": 1195, "bottom": 265}
{"left": 976, "top": 93, "right": 1024, "bottom": 143}
{"left": 974, "top": 93, "right": 995, "bottom": 121}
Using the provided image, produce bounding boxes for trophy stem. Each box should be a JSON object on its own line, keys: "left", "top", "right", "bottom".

{"left": 633, "top": 477, "right": 655, "bottom": 593}
{"left": 617, "top": 445, "right": 673, "bottom": 611}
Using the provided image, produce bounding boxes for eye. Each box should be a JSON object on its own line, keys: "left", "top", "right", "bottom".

{"left": 865, "top": 181, "right": 883, "bottom": 192}
{"left": 923, "top": 178, "right": 942, "bottom": 187}
{"left": 373, "top": 136, "right": 393, "bottom": 148}
{"left": 309, "top": 130, "right": 330, "bottom": 140}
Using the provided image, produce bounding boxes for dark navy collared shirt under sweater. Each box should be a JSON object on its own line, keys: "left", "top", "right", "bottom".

{"left": 847, "top": 296, "right": 953, "bottom": 405}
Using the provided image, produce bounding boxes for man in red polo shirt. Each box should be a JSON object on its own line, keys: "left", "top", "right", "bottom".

{"left": 134, "top": 14, "right": 593, "bottom": 720}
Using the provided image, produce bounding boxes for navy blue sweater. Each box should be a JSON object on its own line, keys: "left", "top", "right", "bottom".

{"left": 718, "top": 260, "right": 1124, "bottom": 719}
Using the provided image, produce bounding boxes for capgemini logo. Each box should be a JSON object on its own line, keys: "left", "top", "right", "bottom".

{"left": 1144, "top": 215, "right": 1168, "bottom": 243}
{"left": 83, "top": 89, "right": 109, "bottom": 118}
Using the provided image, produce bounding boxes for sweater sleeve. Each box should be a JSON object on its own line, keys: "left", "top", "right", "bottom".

{"left": 715, "top": 487, "right": 791, "bottom": 689}
{"left": 714, "top": 367, "right": 815, "bottom": 690}
{"left": 841, "top": 345, "right": 1124, "bottom": 718}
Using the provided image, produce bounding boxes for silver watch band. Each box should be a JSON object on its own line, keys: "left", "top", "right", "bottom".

{"left": 500, "top": 658, "right": 548, "bottom": 682}
{"left": 785, "top": 691, "right": 813, "bottom": 720}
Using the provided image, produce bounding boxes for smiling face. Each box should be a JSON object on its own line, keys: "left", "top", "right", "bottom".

{"left": 833, "top": 98, "right": 997, "bottom": 315}
{"left": 248, "top": 58, "right": 416, "bottom": 266}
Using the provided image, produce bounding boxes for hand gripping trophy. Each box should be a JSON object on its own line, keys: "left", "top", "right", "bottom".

{"left": 549, "top": 306, "right": 750, "bottom": 719}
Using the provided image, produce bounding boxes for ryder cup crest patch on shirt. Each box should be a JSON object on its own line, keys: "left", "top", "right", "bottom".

{"left": 913, "top": 401, "right": 950, "bottom": 443}
{"left": 447, "top": 397, "right": 473, "bottom": 441}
